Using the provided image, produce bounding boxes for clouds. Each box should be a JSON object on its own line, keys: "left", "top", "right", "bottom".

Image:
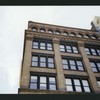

{"left": 0, "top": 6, "right": 100, "bottom": 94}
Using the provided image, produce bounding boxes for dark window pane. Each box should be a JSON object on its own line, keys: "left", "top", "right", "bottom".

{"left": 33, "top": 42, "right": 38, "bottom": 45}
{"left": 74, "top": 79, "right": 80, "bottom": 85}
{"left": 70, "top": 65, "right": 76, "bottom": 70}
{"left": 48, "top": 58, "right": 54, "bottom": 63}
{"left": 60, "top": 45, "right": 65, "bottom": 52}
{"left": 92, "top": 68, "right": 97, "bottom": 72}
{"left": 63, "top": 65, "right": 69, "bottom": 69}
{"left": 40, "top": 42, "right": 45, "bottom": 46}
{"left": 73, "top": 46, "right": 78, "bottom": 53}
{"left": 40, "top": 57, "right": 46, "bottom": 62}
{"left": 49, "top": 77, "right": 55, "bottom": 84}
{"left": 97, "top": 63, "right": 100, "bottom": 68}
{"left": 47, "top": 47, "right": 52, "bottom": 50}
{"left": 48, "top": 64, "right": 54, "bottom": 68}
{"left": 97, "top": 49, "right": 100, "bottom": 55}
{"left": 91, "top": 49, "right": 97, "bottom": 55}
{"left": 85, "top": 48, "right": 90, "bottom": 54}
{"left": 40, "top": 77, "right": 46, "bottom": 83}
{"left": 33, "top": 42, "right": 38, "bottom": 48}
{"left": 78, "top": 67, "right": 84, "bottom": 71}
{"left": 40, "top": 62, "right": 46, "bottom": 67}
{"left": 65, "top": 79, "right": 72, "bottom": 85}
{"left": 47, "top": 43, "right": 52, "bottom": 50}
{"left": 30, "top": 83, "right": 37, "bottom": 89}
{"left": 97, "top": 81, "right": 100, "bottom": 87}
{"left": 32, "top": 62, "right": 38, "bottom": 66}
{"left": 77, "top": 61, "right": 82, "bottom": 65}
{"left": 69, "top": 60, "right": 75, "bottom": 65}
{"left": 82, "top": 80, "right": 89, "bottom": 86}
{"left": 49, "top": 85, "right": 56, "bottom": 90}
{"left": 33, "top": 45, "right": 38, "bottom": 49}
{"left": 40, "top": 84, "right": 46, "bottom": 90}
{"left": 40, "top": 42, "right": 46, "bottom": 49}
{"left": 75, "top": 86, "right": 82, "bottom": 92}
{"left": 83, "top": 87, "right": 91, "bottom": 92}
{"left": 62, "top": 59, "right": 68, "bottom": 64}
{"left": 66, "top": 46, "right": 71, "bottom": 49}
{"left": 66, "top": 86, "right": 73, "bottom": 91}
{"left": 31, "top": 76, "right": 37, "bottom": 82}
{"left": 32, "top": 56, "right": 38, "bottom": 61}
{"left": 90, "top": 62, "right": 95, "bottom": 67}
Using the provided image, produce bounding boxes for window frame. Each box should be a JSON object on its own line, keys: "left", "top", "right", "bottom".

{"left": 31, "top": 54, "right": 55, "bottom": 68}
{"left": 85, "top": 45, "right": 100, "bottom": 56}
{"left": 29, "top": 74, "right": 57, "bottom": 90}
{"left": 90, "top": 60, "right": 100, "bottom": 72}
{"left": 62, "top": 57, "right": 85, "bottom": 71}
{"left": 60, "top": 42, "right": 79, "bottom": 54}
{"left": 32, "top": 38, "right": 53, "bottom": 51}
{"left": 65, "top": 76, "right": 92, "bottom": 93}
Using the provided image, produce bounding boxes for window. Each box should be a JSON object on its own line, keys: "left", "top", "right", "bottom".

{"left": 65, "top": 77, "right": 91, "bottom": 92}
{"left": 30, "top": 75, "right": 57, "bottom": 90}
{"left": 84, "top": 35, "right": 89, "bottom": 38}
{"left": 55, "top": 30, "right": 61, "bottom": 34}
{"left": 60, "top": 42, "right": 79, "bottom": 53}
{"left": 49, "top": 77, "right": 56, "bottom": 90}
{"left": 32, "top": 54, "right": 55, "bottom": 68}
{"left": 62, "top": 58, "right": 84, "bottom": 71}
{"left": 48, "top": 29, "right": 53, "bottom": 33}
{"left": 40, "top": 28, "right": 45, "bottom": 32}
{"left": 63, "top": 31, "right": 68, "bottom": 35}
{"left": 70, "top": 32, "right": 75, "bottom": 36}
{"left": 77, "top": 33, "right": 83, "bottom": 37}
{"left": 60, "top": 45, "right": 65, "bottom": 52}
{"left": 85, "top": 48, "right": 91, "bottom": 55}
{"left": 32, "top": 38, "right": 53, "bottom": 50}
{"left": 85, "top": 45, "right": 100, "bottom": 56}
{"left": 91, "top": 36, "right": 96, "bottom": 39}
{"left": 30, "top": 76, "right": 37, "bottom": 89}
{"left": 97, "top": 80, "right": 100, "bottom": 87}
{"left": 90, "top": 60, "right": 100, "bottom": 72}
{"left": 32, "top": 27, "right": 37, "bottom": 32}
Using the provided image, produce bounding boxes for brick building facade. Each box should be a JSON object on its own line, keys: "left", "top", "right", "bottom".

{"left": 18, "top": 21, "right": 100, "bottom": 94}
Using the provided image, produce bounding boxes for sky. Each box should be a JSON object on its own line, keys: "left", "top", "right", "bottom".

{"left": 0, "top": 6, "right": 100, "bottom": 94}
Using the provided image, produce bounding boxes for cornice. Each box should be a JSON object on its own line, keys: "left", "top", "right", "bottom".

{"left": 25, "top": 31, "right": 100, "bottom": 45}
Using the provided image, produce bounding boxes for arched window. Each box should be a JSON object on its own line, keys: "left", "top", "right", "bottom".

{"left": 84, "top": 34, "right": 89, "bottom": 38}
{"left": 55, "top": 30, "right": 61, "bottom": 34}
{"left": 70, "top": 32, "right": 75, "bottom": 36}
{"left": 48, "top": 29, "right": 53, "bottom": 33}
{"left": 32, "top": 27, "right": 37, "bottom": 32}
{"left": 63, "top": 31, "right": 68, "bottom": 35}
{"left": 77, "top": 33, "right": 83, "bottom": 37}
{"left": 91, "top": 35, "right": 97, "bottom": 39}
{"left": 40, "top": 28, "right": 45, "bottom": 32}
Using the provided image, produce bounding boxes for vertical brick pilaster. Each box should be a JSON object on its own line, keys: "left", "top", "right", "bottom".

{"left": 20, "top": 36, "right": 33, "bottom": 89}
{"left": 53, "top": 38, "right": 66, "bottom": 91}
{"left": 78, "top": 41, "right": 100, "bottom": 93}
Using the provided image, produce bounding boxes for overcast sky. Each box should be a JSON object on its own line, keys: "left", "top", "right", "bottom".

{"left": 0, "top": 6, "right": 100, "bottom": 94}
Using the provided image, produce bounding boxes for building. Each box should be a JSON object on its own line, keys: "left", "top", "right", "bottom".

{"left": 18, "top": 19, "right": 100, "bottom": 94}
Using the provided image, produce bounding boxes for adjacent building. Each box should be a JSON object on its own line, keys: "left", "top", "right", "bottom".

{"left": 18, "top": 18, "right": 100, "bottom": 94}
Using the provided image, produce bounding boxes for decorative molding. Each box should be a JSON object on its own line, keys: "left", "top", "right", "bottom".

{"left": 25, "top": 34, "right": 33, "bottom": 40}
{"left": 25, "top": 31, "right": 100, "bottom": 45}
{"left": 53, "top": 38, "right": 59, "bottom": 44}
{"left": 78, "top": 41, "right": 85, "bottom": 47}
